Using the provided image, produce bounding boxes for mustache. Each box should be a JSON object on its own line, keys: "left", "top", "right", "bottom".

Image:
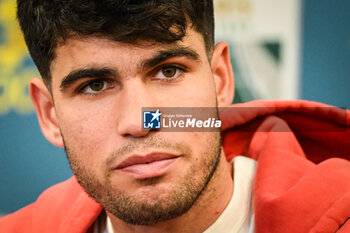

{"left": 105, "top": 135, "right": 191, "bottom": 168}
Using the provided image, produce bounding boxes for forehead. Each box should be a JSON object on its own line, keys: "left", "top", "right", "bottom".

{"left": 50, "top": 28, "right": 207, "bottom": 83}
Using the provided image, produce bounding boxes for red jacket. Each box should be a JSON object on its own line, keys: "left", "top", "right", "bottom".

{"left": 1, "top": 100, "right": 350, "bottom": 233}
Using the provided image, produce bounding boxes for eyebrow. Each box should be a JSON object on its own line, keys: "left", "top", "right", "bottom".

{"left": 60, "top": 67, "right": 117, "bottom": 91}
{"left": 59, "top": 46, "right": 201, "bottom": 91}
{"left": 140, "top": 46, "right": 201, "bottom": 71}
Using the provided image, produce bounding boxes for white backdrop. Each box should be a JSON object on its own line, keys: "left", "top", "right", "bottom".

{"left": 214, "top": 0, "right": 301, "bottom": 101}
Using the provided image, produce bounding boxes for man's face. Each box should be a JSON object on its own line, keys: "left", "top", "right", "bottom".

{"left": 47, "top": 29, "right": 224, "bottom": 224}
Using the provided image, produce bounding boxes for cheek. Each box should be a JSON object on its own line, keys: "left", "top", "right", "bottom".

{"left": 56, "top": 103, "right": 116, "bottom": 159}
{"left": 176, "top": 131, "right": 219, "bottom": 161}
{"left": 57, "top": 108, "right": 116, "bottom": 181}
{"left": 185, "top": 70, "right": 217, "bottom": 105}
{"left": 160, "top": 73, "right": 217, "bottom": 107}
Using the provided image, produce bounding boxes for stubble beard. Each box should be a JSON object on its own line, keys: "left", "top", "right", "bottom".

{"left": 64, "top": 132, "right": 222, "bottom": 225}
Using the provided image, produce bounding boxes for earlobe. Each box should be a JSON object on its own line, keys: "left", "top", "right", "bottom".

{"left": 30, "top": 78, "right": 64, "bottom": 148}
{"left": 211, "top": 42, "right": 234, "bottom": 107}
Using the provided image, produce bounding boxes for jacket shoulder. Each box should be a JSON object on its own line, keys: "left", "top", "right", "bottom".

{"left": 0, "top": 203, "right": 35, "bottom": 232}
{"left": 0, "top": 177, "right": 102, "bottom": 233}
{"left": 0, "top": 177, "right": 77, "bottom": 232}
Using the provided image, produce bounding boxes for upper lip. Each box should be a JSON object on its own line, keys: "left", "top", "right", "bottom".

{"left": 115, "top": 152, "right": 180, "bottom": 170}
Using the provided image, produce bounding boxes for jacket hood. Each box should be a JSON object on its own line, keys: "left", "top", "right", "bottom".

{"left": 220, "top": 100, "right": 350, "bottom": 233}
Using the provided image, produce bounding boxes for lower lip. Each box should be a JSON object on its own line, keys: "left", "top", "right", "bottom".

{"left": 117, "top": 158, "right": 178, "bottom": 179}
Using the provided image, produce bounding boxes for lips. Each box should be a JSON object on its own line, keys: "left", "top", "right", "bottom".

{"left": 114, "top": 153, "right": 180, "bottom": 179}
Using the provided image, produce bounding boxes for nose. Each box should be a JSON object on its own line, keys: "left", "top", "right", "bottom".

{"left": 116, "top": 79, "right": 156, "bottom": 137}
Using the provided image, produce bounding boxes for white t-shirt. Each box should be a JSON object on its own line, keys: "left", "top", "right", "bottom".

{"left": 98, "top": 156, "right": 257, "bottom": 233}
{"left": 203, "top": 156, "right": 256, "bottom": 233}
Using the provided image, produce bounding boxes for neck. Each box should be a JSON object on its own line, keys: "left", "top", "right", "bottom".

{"left": 107, "top": 150, "right": 234, "bottom": 233}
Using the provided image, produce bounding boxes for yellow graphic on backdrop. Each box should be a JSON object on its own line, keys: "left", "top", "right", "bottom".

{"left": 0, "top": 0, "right": 38, "bottom": 115}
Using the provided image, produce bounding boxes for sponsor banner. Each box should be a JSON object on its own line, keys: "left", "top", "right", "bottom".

{"left": 142, "top": 107, "right": 347, "bottom": 132}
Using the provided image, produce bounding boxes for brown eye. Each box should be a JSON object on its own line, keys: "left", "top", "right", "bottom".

{"left": 153, "top": 65, "right": 185, "bottom": 82}
{"left": 89, "top": 80, "right": 104, "bottom": 91}
{"left": 161, "top": 67, "right": 177, "bottom": 78}
{"left": 79, "top": 79, "right": 112, "bottom": 95}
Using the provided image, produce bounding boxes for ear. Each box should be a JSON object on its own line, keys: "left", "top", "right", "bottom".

{"left": 210, "top": 42, "right": 234, "bottom": 107}
{"left": 30, "top": 78, "right": 64, "bottom": 148}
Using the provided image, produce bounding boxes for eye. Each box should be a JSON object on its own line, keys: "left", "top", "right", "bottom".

{"left": 161, "top": 67, "right": 177, "bottom": 78}
{"left": 153, "top": 66, "right": 185, "bottom": 81}
{"left": 79, "top": 79, "right": 114, "bottom": 95}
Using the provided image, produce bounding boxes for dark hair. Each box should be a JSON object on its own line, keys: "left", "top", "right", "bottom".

{"left": 16, "top": 0, "right": 214, "bottom": 88}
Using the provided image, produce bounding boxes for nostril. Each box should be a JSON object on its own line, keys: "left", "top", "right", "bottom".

{"left": 121, "top": 128, "right": 152, "bottom": 138}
